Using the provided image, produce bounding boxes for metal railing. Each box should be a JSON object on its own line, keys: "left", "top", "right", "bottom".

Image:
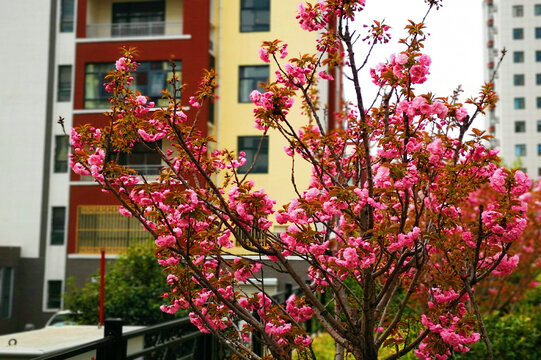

{"left": 86, "top": 21, "right": 183, "bottom": 38}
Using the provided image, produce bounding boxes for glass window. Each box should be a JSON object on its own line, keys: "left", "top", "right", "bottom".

{"left": 514, "top": 51, "right": 524, "bottom": 63}
{"left": 538, "top": 97, "right": 541, "bottom": 108}
{"left": 538, "top": 144, "right": 541, "bottom": 156}
{"left": 514, "top": 97, "right": 525, "bottom": 109}
{"left": 57, "top": 65, "right": 72, "bottom": 102}
{"left": 515, "top": 121, "right": 526, "bottom": 132}
{"left": 537, "top": 51, "right": 541, "bottom": 62}
{"left": 538, "top": 168, "right": 541, "bottom": 177}
{"left": 84, "top": 60, "right": 180, "bottom": 109}
{"left": 60, "top": 0, "right": 74, "bottom": 32}
{"left": 537, "top": 74, "right": 541, "bottom": 85}
{"left": 237, "top": 136, "right": 269, "bottom": 174}
{"left": 77, "top": 205, "right": 152, "bottom": 254}
{"left": 514, "top": 74, "right": 525, "bottom": 86}
{"left": 119, "top": 140, "right": 162, "bottom": 175}
{"left": 513, "top": 5, "right": 524, "bottom": 16}
{"left": 0, "top": 268, "right": 13, "bottom": 318}
{"left": 51, "top": 207, "right": 66, "bottom": 245}
{"left": 112, "top": 1, "right": 165, "bottom": 36}
{"left": 47, "top": 280, "right": 62, "bottom": 309}
{"left": 513, "top": 28, "right": 524, "bottom": 40}
{"left": 54, "top": 135, "right": 69, "bottom": 173}
{"left": 536, "top": 28, "right": 541, "bottom": 39}
{"left": 536, "top": 4, "right": 541, "bottom": 15}
{"left": 240, "top": 0, "right": 270, "bottom": 32}
{"left": 515, "top": 144, "right": 526, "bottom": 157}
{"left": 238, "top": 65, "right": 269, "bottom": 103}
{"left": 537, "top": 120, "right": 541, "bottom": 132}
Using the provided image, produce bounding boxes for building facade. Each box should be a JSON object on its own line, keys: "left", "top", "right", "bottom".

{"left": 484, "top": 0, "right": 541, "bottom": 178}
{"left": 0, "top": 0, "right": 341, "bottom": 334}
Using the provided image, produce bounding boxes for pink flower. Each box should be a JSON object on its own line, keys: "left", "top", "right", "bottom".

{"left": 259, "top": 47, "right": 270, "bottom": 63}
{"left": 189, "top": 96, "right": 201, "bottom": 108}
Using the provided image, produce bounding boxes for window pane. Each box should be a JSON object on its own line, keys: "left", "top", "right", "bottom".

{"left": 514, "top": 51, "right": 524, "bottom": 63}
{"left": 536, "top": 28, "right": 541, "bottom": 39}
{"left": 54, "top": 135, "right": 69, "bottom": 173}
{"left": 237, "top": 136, "right": 269, "bottom": 174}
{"left": 514, "top": 97, "right": 525, "bottom": 109}
{"left": 238, "top": 65, "right": 269, "bottom": 103}
{"left": 536, "top": 4, "right": 541, "bottom": 15}
{"left": 512, "top": 5, "right": 523, "bottom": 17}
{"left": 538, "top": 97, "right": 541, "bottom": 109}
{"left": 119, "top": 140, "right": 162, "bottom": 174}
{"left": 513, "top": 28, "right": 523, "bottom": 39}
{"left": 77, "top": 205, "right": 152, "bottom": 253}
{"left": 60, "top": 0, "right": 74, "bottom": 32}
{"left": 537, "top": 51, "right": 541, "bottom": 62}
{"left": 514, "top": 74, "right": 525, "bottom": 86}
{"left": 240, "top": 0, "right": 270, "bottom": 32}
{"left": 84, "top": 61, "right": 180, "bottom": 109}
{"left": 57, "top": 65, "right": 72, "bottom": 102}
{"left": 1, "top": 268, "right": 13, "bottom": 318}
{"left": 537, "top": 120, "right": 541, "bottom": 132}
{"left": 515, "top": 121, "right": 526, "bottom": 132}
{"left": 51, "top": 207, "right": 66, "bottom": 245}
{"left": 538, "top": 144, "right": 541, "bottom": 156}
{"left": 47, "top": 281, "right": 62, "bottom": 309}
{"left": 515, "top": 144, "right": 526, "bottom": 157}
{"left": 537, "top": 74, "right": 541, "bottom": 85}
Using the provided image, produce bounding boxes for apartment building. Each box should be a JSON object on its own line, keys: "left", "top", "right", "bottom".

{"left": 0, "top": 0, "right": 341, "bottom": 334}
{"left": 484, "top": 0, "right": 541, "bottom": 177}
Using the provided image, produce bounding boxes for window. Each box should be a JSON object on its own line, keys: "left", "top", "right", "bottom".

{"left": 514, "top": 74, "right": 525, "bottom": 86}
{"left": 515, "top": 121, "right": 526, "bottom": 132}
{"left": 538, "top": 168, "right": 541, "bottom": 177}
{"left": 538, "top": 144, "right": 541, "bottom": 156}
{"left": 119, "top": 140, "right": 162, "bottom": 175}
{"left": 514, "top": 97, "right": 525, "bottom": 109}
{"left": 238, "top": 65, "right": 269, "bottom": 103}
{"left": 513, "top": 28, "right": 524, "bottom": 40}
{"left": 60, "top": 0, "right": 74, "bottom": 32}
{"left": 240, "top": 0, "right": 270, "bottom": 32}
{"left": 57, "top": 65, "right": 72, "bottom": 102}
{"left": 537, "top": 28, "right": 541, "bottom": 39}
{"left": 237, "top": 136, "right": 269, "bottom": 174}
{"left": 112, "top": 1, "right": 165, "bottom": 36}
{"left": 51, "top": 207, "right": 66, "bottom": 245}
{"left": 513, "top": 51, "right": 524, "bottom": 63}
{"left": 515, "top": 144, "right": 526, "bottom": 157}
{"left": 0, "top": 268, "right": 13, "bottom": 318}
{"left": 47, "top": 280, "right": 62, "bottom": 309}
{"left": 536, "top": 51, "right": 541, "bottom": 62}
{"left": 536, "top": 4, "right": 541, "bottom": 15}
{"left": 84, "top": 60, "right": 180, "bottom": 109}
{"left": 538, "top": 97, "right": 541, "bottom": 108}
{"left": 537, "top": 74, "right": 541, "bottom": 85}
{"left": 77, "top": 205, "right": 151, "bottom": 253}
{"left": 512, "top": 5, "right": 524, "bottom": 17}
{"left": 537, "top": 120, "right": 541, "bottom": 132}
{"left": 54, "top": 135, "right": 69, "bottom": 173}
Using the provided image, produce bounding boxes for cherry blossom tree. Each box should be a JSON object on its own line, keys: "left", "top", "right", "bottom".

{"left": 69, "top": 1, "right": 534, "bottom": 359}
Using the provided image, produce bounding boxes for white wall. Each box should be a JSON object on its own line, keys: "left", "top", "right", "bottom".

{"left": 0, "top": 1, "right": 52, "bottom": 258}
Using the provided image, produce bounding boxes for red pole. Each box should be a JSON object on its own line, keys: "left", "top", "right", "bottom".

{"left": 99, "top": 249, "right": 105, "bottom": 326}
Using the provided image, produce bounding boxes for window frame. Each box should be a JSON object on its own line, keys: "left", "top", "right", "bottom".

{"left": 512, "top": 5, "right": 524, "bottom": 17}
{"left": 57, "top": 65, "right": 72, "bottom": 102}
{"left": 513, "top": 74, "right": 525, "bottom": 86}
{"left": 513, "top": 28, "right": 524, "bottom": 40}
{"left": 536, "top": 51, "right": 541, "bottom": 62}
{"left": 237, "top": 135, "right": 269, "bottom": 174}
{"left": 51, "top": 207, "right": 66, "bottom": 245}
{"left": 238, "top": 65, "right": 269, "bottom": 103}
{"left": 514, "top": 121, "right": 526, "bottom": 133}
{"left": 515, "top": 144, "right": 527, "bottom": 157}
{"left": 47, "top": 280, "right": 62, "bottom": 309}
{"left": 536, "top": 4, "right": 541, "bottom": 16}
{"left": 240, "top": 0, "right": 270, "bottom": 33}
{"left": 514, "top": 97, "right": 525, "bottom": 109}
{"left": 537, "top": 120, "right": 541, "bottom": 132}
{"left": 513, "top": 51, "right": 524, "bottom": 63}
{"left": 54, "top": 135, "right": 70, "bottom": 173}
{"left": 60, "top": 0, "right": 74, "bottom": 33}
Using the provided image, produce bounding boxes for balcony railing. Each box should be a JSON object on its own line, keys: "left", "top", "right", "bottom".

{"left": 86, "top": 21, "right": 183, "bottom": 38}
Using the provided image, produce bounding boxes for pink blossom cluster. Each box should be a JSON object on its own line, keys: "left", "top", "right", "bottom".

{"left": 371, "top": 53, "right": 431, "bottom": 87}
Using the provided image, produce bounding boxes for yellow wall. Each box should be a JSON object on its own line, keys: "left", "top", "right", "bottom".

{"left": 216, "top": 1, "right": 318, "bottom": 239}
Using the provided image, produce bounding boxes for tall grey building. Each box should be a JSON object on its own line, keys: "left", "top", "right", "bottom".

{"left": 484, "top": 0, "right": 541, "bottom": 178}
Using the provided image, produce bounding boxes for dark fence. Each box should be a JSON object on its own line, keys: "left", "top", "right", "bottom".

{"left": 33, "top": 283, "right": 317, "bottom": 360}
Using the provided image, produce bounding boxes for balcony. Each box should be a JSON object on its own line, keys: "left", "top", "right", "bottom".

{"left": 85, "top": 0, "right": 183, "bottom": 39}
{"left": 86, "top": 21, "right": 183, "bottom": 38}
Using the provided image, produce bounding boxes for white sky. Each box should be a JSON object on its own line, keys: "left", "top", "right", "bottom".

{"left": 347, "top": 0, "right": 485, "bottom": 128}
